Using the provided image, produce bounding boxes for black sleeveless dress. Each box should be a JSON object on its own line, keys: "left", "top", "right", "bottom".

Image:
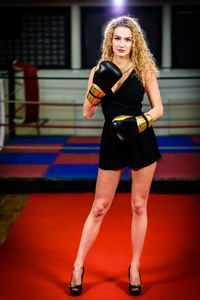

{"left": 99, "top": 70, "right": 161, "bottom": 170}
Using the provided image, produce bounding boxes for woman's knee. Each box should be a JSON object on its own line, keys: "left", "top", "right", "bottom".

{"left": 92, "top": 201, "right": 110, "bottom": 219}
{"left": 132, "top": 198, "right": 146, "bottom": 216}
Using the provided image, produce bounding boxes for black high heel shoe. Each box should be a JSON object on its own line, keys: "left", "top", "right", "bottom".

{"left": 129, "top": 265, "right": 143, "bottom": 296}
{"left": 69, "top": 266, "right": 85, "bottom": 296}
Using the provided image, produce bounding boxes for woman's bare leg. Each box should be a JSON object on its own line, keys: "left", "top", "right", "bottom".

{"left": 70, "top": 168, "right": 125, "bottom": 290}
{"left": 129, "top": 162, "right": 157, "bottom": 292}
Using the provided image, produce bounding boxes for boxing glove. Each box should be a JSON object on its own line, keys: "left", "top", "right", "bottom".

{"left": 110, "top": 113, "right": 153, "bottom": 143}
{"left": 87, "top": 61, "right": 122, "bottom": 106}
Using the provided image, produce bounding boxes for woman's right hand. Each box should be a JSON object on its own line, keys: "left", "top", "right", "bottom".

{"left": 83, "top": 67, "right": 96, "bottom": 119}
{"left": 83, "top": 100, "right": 97, "bottom": 120}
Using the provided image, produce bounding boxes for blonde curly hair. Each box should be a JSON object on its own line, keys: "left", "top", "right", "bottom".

{"left": 100, "top": 16, "right": 159, "bottom": 83}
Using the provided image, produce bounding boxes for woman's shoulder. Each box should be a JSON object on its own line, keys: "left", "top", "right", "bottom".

{"left": 90, "top": 63, "right": 100, "bottom": 74}
{"left": 88, "top": 66, "right": 96, "bottom": 79}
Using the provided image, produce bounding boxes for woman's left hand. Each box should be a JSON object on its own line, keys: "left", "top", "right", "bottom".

{"left": 144, "top": 72, "right": 163, "bottom": 121}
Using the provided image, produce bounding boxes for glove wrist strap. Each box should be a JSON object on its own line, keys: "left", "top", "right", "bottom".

{"left": 136, "top": 113, "right": 153, "bottom": 133}
{"left": 144, "top": 113, "right": 153, "bottom": 127}
{"left": 136, "top": 115, "right": 147, "bottom": 133}
{"left": 87, "top": 83, "right": 106, "bottom": 106}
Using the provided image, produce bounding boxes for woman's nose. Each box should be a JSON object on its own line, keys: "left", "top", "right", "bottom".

{"left": 119, "top": 40, "right": 124, "bottom": 47}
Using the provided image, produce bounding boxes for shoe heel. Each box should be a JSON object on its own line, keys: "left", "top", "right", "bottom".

{"left": 129, "top": 265, "right": 143, "bottom": 296}
{"left": 69, "top": 266, "right": 85, "bottom": 296}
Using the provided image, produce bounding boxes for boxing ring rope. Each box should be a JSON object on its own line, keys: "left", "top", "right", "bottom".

{"left": 1, "top": 75, "right": 200, "bottom": 80}
{"left": 0, "top": 68, "right": 200, "bottom": 151}
{"left": 1, "top": 123, "right": 199, "bottom": 129}
{"left": 2, "top": 144, "right": 200, "bottom": 151}
{"left": 1, "top": 98, "right": 200, "bottom": 131}
{"left": 1, "top": 99, "right": 200, "bottom": 107}
{"left": 1, "top": 99, "right": 200, "bottom": 129}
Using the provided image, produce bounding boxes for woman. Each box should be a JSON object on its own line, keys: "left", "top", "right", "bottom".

{"left": 69, "top": 16, "right": 163, "bottom": 296}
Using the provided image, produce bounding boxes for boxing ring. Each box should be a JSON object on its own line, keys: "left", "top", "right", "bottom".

{"left": 0, "top": 66, "right": 200, "bottom": 300}
{"left": 0, "top": 64, "right": 200, "bottom": 193}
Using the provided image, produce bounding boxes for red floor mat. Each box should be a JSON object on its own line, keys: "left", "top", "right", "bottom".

{"left": 0, "top": 193, "right": 200, "bottom": 299}
{"left": 154, "top": 153, "right": 200, "bottom": 178}
{"left": 1, "top": 143, "right": 64, "bottom": 153}
{"left": 0, "top": 164, "right": 49, "bottom": 177}
{"left": 54, "top": 153, "right": 99, "bottom": 164}
{"left": 66, "top": 136, "right": 101, "bottom": 144}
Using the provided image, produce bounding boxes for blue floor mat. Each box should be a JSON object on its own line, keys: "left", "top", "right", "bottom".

{"left": 5, "top": 136, "right": 68, "bottom": 144}
{"left": 0, "top": 153, "right": 57, "bottom": 164}
{"left": 61, "top": 144, "right": 100, "bottom": 153}
{"left": 45, "top": 165, "right": 130, "bottom": 179}
{"left": 157, "top": 136, "right": 200, "bottom": 152}
{"left": 157, "top": 136, "right": 195, "bottom": 147}
{"left": 159, "top": 148, "right": 200, "bottom": 153}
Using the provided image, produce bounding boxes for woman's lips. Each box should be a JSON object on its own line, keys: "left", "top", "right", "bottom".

{"left": 117, "top": 49, "right": 125, "bottom": 53}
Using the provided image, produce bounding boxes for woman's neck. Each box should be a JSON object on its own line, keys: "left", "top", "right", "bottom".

{"left": 112, "top": 56, "right": 133, "bottom": 74}
{"left": 112, "top": 56, "right": 131, "bottom": 68}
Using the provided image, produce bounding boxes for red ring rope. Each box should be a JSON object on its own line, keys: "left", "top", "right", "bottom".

{"left": 1, "top": 99, "right": 200, "bottom": 107}
{"left": 0, "top": 123, "right": 200, "bottom": 129}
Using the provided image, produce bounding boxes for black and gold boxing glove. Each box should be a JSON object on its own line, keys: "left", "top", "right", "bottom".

{"left": 87, "top": 61, "right": 122, "bottom": 105}
{"left": 111, "top": 113, "right": 153, "bottom": 143}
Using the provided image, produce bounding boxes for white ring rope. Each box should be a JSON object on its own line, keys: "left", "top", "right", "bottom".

{"left": 2, "top": 145, "right": 200, "bottom": 151}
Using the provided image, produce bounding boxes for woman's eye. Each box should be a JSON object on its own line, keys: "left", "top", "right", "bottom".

{"left": 115, "top": 37, "right": 120, "bottom": 40}
{"left": 126, "top": 38, "right": 131, "bottom": 42}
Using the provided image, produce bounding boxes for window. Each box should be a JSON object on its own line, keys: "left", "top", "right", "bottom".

{"left": 81, "top": 6, "right": 162, "bottom": 68}
{"left": 172, "top": 6, "right": 200, "bottom": 68}
{"left": 0, "top": 7, "right": 70, "bottom": 69}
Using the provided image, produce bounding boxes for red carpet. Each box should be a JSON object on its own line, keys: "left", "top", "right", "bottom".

{"left": 0, "top": 193, "right": 200, "bottom": 300}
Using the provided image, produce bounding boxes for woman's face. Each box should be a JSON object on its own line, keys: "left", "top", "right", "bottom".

{"left": 112, "top": 26, "right": 133, "bottom": 59}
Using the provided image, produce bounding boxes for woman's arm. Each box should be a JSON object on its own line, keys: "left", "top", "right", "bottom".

{"left": 83, "top": 67, "right": 98, "bottom": 120}
{"left": 144, "top": 73, "right": 164, "bottom": 122}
